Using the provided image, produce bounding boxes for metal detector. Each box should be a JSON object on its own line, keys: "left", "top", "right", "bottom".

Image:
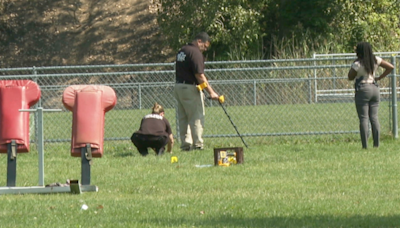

{"left": 216, "top": 95, "right": 248, "bottom": 148}
{"left": 197, "top": 82, "right": 248, "bottom": 148}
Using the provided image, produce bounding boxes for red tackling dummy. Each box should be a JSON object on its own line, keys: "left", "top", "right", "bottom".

{"left": 0, "top": 80, "right": 41, "bottom": 153}
{"left": 62, "top": 85, "right": 116, "bottom": 158}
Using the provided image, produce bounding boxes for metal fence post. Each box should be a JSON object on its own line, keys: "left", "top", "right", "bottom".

{"left": 37, "top": 107, "right": 44, "bottom": 186}
{"left": 253, "top": 80, "right": 257, "bottom": 106}
{"left": 32, "top": 66, "right": 39, "bottom": 146}
{"left": 391, "top": 56, "right": 398, "bottom": 138}
{"left": 308, "top": 74, "right": 312, "bottom": 104}
{"left": 173, "top": 62, "right": 180, "bottom": 143}
{"left": 138, "top": 84, "right": 142, "bottom": 110}
{"left": 312, "top": 53, "right": 317, "bottom": 103}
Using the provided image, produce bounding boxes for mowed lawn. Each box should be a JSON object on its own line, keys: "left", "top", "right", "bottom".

{"left": 1, "top": 134, "right": 400, "bottom": 227}
{"left": 40, "top": 100, "right": 394, "bottom": 144}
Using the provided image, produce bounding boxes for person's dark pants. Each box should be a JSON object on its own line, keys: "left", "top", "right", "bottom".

{"left": 355, "top": 83, "right": 380, "bottom": 149}
{"left": 130, "top": 133, "right": 168, "bottom": 156}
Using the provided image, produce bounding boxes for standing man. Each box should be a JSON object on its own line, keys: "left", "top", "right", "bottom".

{"left": 174, "top": 32, "right": 220, "bottom": 151}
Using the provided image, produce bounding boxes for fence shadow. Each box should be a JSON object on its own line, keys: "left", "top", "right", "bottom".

{"left": 144, "top": 214, "right": 400, "bottom": 227}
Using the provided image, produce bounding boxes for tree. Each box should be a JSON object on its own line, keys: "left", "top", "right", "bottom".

{"left": 157, "top": 0, "right": 400, "bottom": 60}
{"left": 156, "top": 0, "right": 266, "bottom": 60}
{"left": 330, "top": 0, "right": 400, "bottom": 52}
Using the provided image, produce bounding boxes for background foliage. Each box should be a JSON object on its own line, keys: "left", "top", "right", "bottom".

{"left": 1, "top": 0, "right": 400, "bottom": 66}
{"left": 156, "top": 0, "right": 400, "bottom": 60}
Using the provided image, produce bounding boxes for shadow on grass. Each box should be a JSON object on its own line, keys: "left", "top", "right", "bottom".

{"left": 144, "top": 214, "right": 400, "bottom": 227}
{"left": 113, "top": 152, "right": 135, "bottom": 157}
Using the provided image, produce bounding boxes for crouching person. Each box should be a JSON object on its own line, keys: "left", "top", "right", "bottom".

{"left": 131, "top": 103, "right": 174, "bottom": 156}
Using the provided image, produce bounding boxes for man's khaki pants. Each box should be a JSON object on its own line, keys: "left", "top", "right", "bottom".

{"left": 174, "top": 83, "right": 205, "bottom": 150}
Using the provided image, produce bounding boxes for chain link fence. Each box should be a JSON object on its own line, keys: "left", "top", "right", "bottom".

{"left": 0, "top": 56, "right": 399, "bottom": 148}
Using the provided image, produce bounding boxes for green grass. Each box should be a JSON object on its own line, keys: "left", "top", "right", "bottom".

{"left": 1, "top": 136, "right": 400, "bottom": 227}
{"left": 40, "top": 100, "right": 395, "bottom": 144}
{"left": 2, "top": 100, "right": 398, "bottom": 227}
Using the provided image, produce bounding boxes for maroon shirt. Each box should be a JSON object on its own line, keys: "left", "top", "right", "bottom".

{"left": 135, "top": 114, "right": 172, "bottom": 138}
{"left": 175, "top": 43, "right": 205, "bottom": 85}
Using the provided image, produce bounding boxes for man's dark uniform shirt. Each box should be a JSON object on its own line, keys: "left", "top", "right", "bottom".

{"left": 175, "top": 43, "right": 205, "bottom": 85}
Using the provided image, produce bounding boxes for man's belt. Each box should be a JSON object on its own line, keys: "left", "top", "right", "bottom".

{"left": 176, "top": 80, "right": 196, "bottom": 85}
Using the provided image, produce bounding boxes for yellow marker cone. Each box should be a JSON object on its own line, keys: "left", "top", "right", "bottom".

{"left": 171, "top": 156, "right": 178, "bottom": 163}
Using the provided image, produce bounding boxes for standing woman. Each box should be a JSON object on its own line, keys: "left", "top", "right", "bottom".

{"left": 348, "top": 42, "right": 394, "bottom": 149}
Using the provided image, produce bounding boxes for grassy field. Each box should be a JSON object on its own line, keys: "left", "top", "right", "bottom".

{"left": 40, "top": 100, "right": 395, "bottom": 144}
{"left": 1, "top": 134, "right": 400, "bottom": 227}
{"left": 1, "top": 98, "right": 398, "bottom": 227}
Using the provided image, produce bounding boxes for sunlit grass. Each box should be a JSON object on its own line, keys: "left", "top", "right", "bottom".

{"left": 40, "top": 100, "right": 395, "bottom": 145}
{"left": 1, "top": 136, "right": 400, "bottom": 227}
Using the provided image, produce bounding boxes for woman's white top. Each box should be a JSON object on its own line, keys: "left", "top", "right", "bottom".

{"left": 351, "top": 56, "right": 382, "bottom": 83}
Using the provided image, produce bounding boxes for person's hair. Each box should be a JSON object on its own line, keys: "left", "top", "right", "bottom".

{"left": 355, "top": 42, "right": 377, "bottom": 75}
{"left": 194, "top": 32, "right": 211, "bottom": 43}
{"left": 152, "top": 102, "right": 164, "bottom": 114}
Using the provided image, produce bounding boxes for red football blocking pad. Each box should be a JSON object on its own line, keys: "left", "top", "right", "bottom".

{"left": 62, "top": 85, "right": 117, "bottom": 158}
{"left": 0, "top": 80, "right": 41, "bottom": 153}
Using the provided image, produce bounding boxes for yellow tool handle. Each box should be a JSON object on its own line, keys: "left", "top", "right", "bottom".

{"left": 206, "top": 95, "right": 225, "bottom": 104}
{"left": 196, "top": 82, "right": 208, "bottom": 91}
{"left": 218, "top": 95, "right": 225, "bottom": 104}
{"left": 198, "top": 82, "right": 224, "bottom": 104}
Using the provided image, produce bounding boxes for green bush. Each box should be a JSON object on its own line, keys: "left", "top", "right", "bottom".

{"left": 156, "top": 0, "right": 400, "bottom": 60}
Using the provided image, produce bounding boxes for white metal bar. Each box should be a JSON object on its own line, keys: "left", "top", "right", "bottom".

{"left": 0, "top": 185, "right": 98, "bottom": 195}
{"left": 19, "top": 108, "right": 62, "bottom": 186}
{"left": 314, "top": 52, "right": 400, "bottom": 58}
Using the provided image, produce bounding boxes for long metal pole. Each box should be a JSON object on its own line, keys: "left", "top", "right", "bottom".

{"left": 313, "top": 53, "right": 317, "bottom": 103}
{"left": 6, "top": 141, "right": 17, "bottom": 187}
{"left": 391, "top": 56, "right": 398, "bottom": 138}
{"left": 20, "top": 108, "right": 62, "bottom": 186}
{"left": 218, "top": 102, "right": 248, "bottom": 148}
{"left": 37, "top": 107, "right": 44, "bottom": 186}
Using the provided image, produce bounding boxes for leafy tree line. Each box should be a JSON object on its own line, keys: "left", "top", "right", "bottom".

{"left": 1, "top": 0, "right": 399, "bottom": 67}
{"left": 156, "top": 0, "right": 400, "bottom": 60}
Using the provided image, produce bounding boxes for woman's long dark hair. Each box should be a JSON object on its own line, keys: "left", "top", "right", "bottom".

{"left": 355, "top": 42, "right": 377, "bottom": 74}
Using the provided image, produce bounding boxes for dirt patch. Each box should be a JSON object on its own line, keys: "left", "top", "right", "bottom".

{"left": 0, "top": 0, "right": 175, "bottom": 67}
